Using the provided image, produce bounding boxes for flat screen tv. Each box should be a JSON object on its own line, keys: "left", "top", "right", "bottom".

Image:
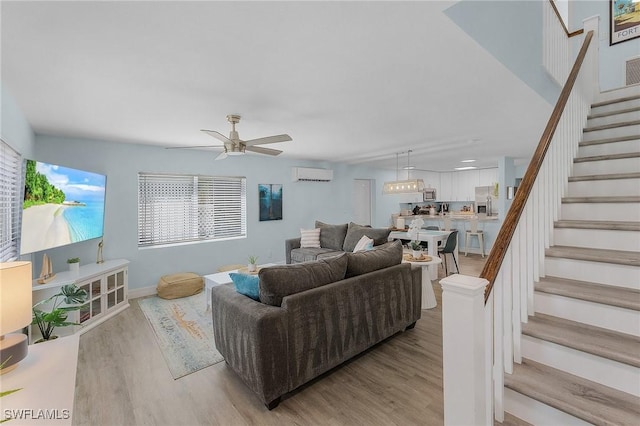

{"left": 20, "top": 159, "right": 107, "bottom": 255}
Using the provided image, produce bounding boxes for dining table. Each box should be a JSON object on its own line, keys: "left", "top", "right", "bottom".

{"left": 388, "top": 229, "right": 458, "bottom": 280}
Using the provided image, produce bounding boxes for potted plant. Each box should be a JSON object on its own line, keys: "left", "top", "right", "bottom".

{"left": 32, "top": 284, "right": 88, "bottom": 343}
{"left": 407, "top": 217, "right": 425, "bottom": 258}
{"left": 67, "top": 257, "right": 80, "bottom": 274}
{"left": 410, "top": 241, "right": 423, "bottom": 259}
{"left": 247, "top": 255, "right": 258, "bottom": 273}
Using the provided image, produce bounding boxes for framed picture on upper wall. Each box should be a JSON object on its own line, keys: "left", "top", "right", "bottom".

{"left": 259, "top": 184, "right": 283, "bottom": 221}
{"left": 610, "top": 0, "right": 640, "bottom": 45}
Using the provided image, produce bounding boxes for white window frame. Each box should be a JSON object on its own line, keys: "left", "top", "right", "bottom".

{"left": 138, "top": 173, "right": 247, "bottom": 248}
{"left": 0, "top": 139, "right": 23, "bottom": 261}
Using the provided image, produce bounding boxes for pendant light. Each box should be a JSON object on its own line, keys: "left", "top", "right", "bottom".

{"left": 382, "top": 150, "right": 426, "bottom": 194}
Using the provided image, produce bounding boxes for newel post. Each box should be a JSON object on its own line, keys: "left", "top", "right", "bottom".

{"left": 441, "top": 274, "right": 490, "bottom": 425}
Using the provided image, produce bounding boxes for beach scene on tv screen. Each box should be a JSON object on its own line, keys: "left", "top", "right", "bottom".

{"left": 20, "top": 160, "right": 106, "bottom": 255}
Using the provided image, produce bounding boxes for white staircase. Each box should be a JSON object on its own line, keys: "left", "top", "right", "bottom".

{"left": 503, "top": 85, "right": 640, "bottom": 425}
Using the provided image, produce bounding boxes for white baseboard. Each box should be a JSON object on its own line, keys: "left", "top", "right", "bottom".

{"left": 129, "top": 285, "right": 157, "bottom": 299}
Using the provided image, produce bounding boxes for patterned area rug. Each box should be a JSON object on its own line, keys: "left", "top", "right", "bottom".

{"left": 138, "top": 293, "right": 224, "bottom": 379}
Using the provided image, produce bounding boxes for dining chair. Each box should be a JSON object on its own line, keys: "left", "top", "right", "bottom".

{"left": 438, "top": 230, "right": 459, "bottom": 276}
{"left": 425, "top": 225, "right": 440, "bottom": 230}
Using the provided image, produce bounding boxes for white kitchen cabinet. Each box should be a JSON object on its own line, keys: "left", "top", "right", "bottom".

{"left": 479, "top": 168, "right": 498, "bottom": 186}
{"left": 456, "top": 170, "right": 479, "bottom": 201}
{"left": 439, "top": 172, "right": 453, "bottom": 201}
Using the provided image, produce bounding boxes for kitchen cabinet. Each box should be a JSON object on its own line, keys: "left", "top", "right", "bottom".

{"left": 479, "top": 168, "right": 498, "bottom": 186}
{"left": 438, "top": 172, "right": 453, "bottom": 201}
{"left": 456, "top": 170, "right": 479, "bottom": 201}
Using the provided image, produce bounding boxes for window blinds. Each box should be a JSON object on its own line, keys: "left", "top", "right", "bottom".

{"left": 0, "top": 140, "right": 22, "bottom": 261}
{"left": 138, "top": 173, "right": 246, "bottom": 248}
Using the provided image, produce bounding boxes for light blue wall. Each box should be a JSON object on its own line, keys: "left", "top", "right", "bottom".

{"left": 0, "top": 83, "right": 34, "bottom": 158}
{"left": 444, "top": 0, "right": 561, "bottom": 105}
{"left": 33, "top": 135, "right": 391, "bottom": 290}
{"left": 572, "top": 0, "right": 640, "bottom": 91}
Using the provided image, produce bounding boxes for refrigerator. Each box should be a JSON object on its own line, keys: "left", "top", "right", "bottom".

{"left": 475, "top": 185, "right": 498, "bottom": 216}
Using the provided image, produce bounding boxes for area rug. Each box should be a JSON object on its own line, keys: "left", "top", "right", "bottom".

{"left": 138, "top": 293, "right": 224, "bottom": 379}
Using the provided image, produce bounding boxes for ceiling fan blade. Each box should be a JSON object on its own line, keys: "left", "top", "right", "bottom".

{"left": 243, "top": 134, "right": 292, "bottom": 146}
{"left": 165, "top": 145, "right": 224, "bottom": 150}
{"left": 201, "top": 129, "right": 232, "bottom": 144}
{"left": 215, "top": 151, "right": 228, "bottom": 161}
{"left": 245, "top": 145, "right": 282, "bottom": 156}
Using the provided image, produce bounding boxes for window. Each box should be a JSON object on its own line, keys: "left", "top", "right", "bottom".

{"left": 0, "top": 139, "right": 23, "bottom": 261}
{"left": 138, "top": 173, "right": 246, "bottom": 248}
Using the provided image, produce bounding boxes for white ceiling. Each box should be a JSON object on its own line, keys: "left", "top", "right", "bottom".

{"left": 1, "top": 1, "right": 552, "bottom": 172}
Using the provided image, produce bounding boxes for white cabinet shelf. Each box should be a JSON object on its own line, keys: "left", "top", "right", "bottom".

{"left": 31, "top": 259, "right": 129, "bottom": 342}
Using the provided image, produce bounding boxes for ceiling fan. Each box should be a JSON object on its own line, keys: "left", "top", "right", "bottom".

{"left": 166, "top": 114, "right": 292, "bottom": 160}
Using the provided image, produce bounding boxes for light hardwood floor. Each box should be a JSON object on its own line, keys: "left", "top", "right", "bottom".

{"left": 73, "top": 254, "right": 527, "bottom": 426}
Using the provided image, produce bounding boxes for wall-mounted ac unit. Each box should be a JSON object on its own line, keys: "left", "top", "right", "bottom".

{"left": 292, "top": 167, "right": 333, "bottom": 182}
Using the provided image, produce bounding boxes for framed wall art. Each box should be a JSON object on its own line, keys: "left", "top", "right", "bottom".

{"left": 259, "top": 184, "right": 283, "bottom": 221}
{"left": 611, "top": 0, "right": 640, "bottom": 45}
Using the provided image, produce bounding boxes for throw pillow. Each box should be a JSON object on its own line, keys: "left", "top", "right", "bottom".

{"left": 259, "top": 254, "right": 348, "bottom": 306}
{"left": 229, "top": 273, "right": 260, "bottom": 301}
{"left": 345, "top": 240, "right": 403, "bottom": 278}
{"left": 300, "top": 228, "right": 321, "bottom": 248}
{"left": 353, "top": 235, "right": 374, "bottom": 252}
{"left": 342, "top": 222, "right": 392, "bottom": 252}
{"left": 315, "top": 221, "right": 348, "bottom": 251}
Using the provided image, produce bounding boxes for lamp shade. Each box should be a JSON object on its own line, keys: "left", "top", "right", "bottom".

{"left": 0, "top": 261, "right": 33, "bottom": 335}
{"left": 382, "top": 179, "right": 426, "bottom": 195}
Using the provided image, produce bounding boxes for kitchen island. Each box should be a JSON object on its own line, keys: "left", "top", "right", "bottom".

{"left": 396, "top": 214, "right": 501, "bottom": 256}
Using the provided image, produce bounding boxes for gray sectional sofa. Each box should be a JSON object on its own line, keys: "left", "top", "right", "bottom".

{"left": 210, "top": 240, "right": 421, "bottom": 409}
{"left": 285, "top": 221, "right": 393, "bottom": 264}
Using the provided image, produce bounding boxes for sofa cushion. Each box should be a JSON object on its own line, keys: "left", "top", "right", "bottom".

{"left": 229, "top": 272, "right": 260, "bottom": 301}
{"left": 300, "top": 228, "right": 321, "bottom": 248}
{"left": 315, "top": 221, "right": 348, "bottom": 251}
{"left": 342, "top": 222, "right": 392, "bottom": 252}
{"left": 353, "top": 235, "right": 374, "bottom": 252}
{"left": 290, "top": 247, "right": 344, "bottom": 263}
{"left": 345, "top": 240, "right": 403, "bottom": 278}
{"left": 259, "top": 253, "right": 348, "bottom": 306}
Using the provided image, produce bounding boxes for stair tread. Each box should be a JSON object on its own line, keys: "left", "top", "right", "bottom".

{"left": 523, "top": 313, "right": 640, "bottom": 367}
{"left": 592, "top": 94, "right": 640, "bottom": 108}
{"left": 574, "top": 152, "right": 640, "bottom": 162}
{"left": 537, "top": 276, "right": 640, "bottom": 311}
{"left": 584, "top": 119, "right": 640, "bottom": 132}
{"left": 505, "top": 359, "right": 640, "bottom": 426}
{"left": 569, "top": 172, "right": 640, "bottom": 182}
{"left": 579, "top": 134, "right": 640, "bottom": 146}
{"left": 588, "top": 105, "right": 640, "bottom": 119}
{"left": 562, "top": 195, "right": 640, "bottom": 203}
{"left": 546, "top": 245, "right": 640, "bottom": 267}
{"left": 555, "top": 220, "right": 640, "bottom": 231}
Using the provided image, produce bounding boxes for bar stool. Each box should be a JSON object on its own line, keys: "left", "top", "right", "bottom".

{"left": 465, "top": 217, "right": 485, "bottom": 257}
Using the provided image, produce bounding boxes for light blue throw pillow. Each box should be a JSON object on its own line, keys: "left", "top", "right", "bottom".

{"left": 229, "top": 273, "right": 260, "bottom": 301}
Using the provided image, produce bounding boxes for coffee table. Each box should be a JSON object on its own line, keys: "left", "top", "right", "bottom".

{"left": 402, "top": 254, "right": 442, "bottom": 309}
{"left": 203, "top": 263, "right": 276, "bottom": 311}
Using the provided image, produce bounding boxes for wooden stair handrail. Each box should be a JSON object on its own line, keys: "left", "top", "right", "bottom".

{"left": 481, "top": 30, "right": 594, "bottom": 303}
{"left": 548, "top": 0, "right": 584, "bottom": 38}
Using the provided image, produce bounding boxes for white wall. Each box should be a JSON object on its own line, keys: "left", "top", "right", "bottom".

{"left": 1, "top": 83, "right": 34, "bottom": 158}
{"left": 31, "top": 135, "right": 391, "bottom": 290}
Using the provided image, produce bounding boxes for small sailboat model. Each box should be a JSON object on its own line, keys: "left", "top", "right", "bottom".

{"left": 37, "top": 254, "right": 56, "bottom": 284}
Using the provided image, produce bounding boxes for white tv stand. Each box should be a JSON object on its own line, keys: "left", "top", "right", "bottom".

{"left": 31, "top": 259, "right": 129, "bottom": 343}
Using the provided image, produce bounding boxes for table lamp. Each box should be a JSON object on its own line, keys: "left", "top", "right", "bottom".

{"left": 0, "top": 261, "right": 32, "bottom": 374}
